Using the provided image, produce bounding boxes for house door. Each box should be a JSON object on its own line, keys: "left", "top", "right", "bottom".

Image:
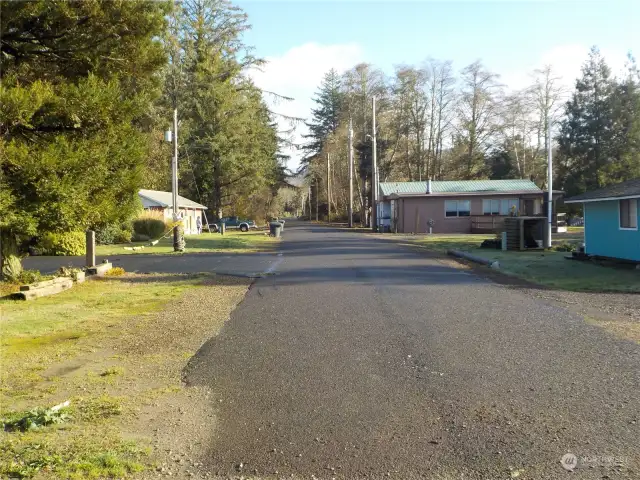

{"left": 524, "top": 199, "right": 534, "bottom": 216}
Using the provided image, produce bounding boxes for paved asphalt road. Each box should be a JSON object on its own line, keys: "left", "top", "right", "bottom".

{"left": 184, "top": 221, "right": 639, "bottom": 479}
{"left": 22, "top": 252, "right": 280, "bottom": 277}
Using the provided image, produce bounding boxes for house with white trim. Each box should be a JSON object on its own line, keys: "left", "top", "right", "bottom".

{"left": 138, "top": 189, "right": 207, "bottom": 235}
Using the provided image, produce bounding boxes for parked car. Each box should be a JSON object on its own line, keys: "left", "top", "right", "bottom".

{"left": 208, "top": 216, "right": 256, "bottom": 233}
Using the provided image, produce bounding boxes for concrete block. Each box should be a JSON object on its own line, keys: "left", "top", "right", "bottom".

{"left": 20, "top": 277, "right": 71, "bottom": 291}
{"left": 87, "top": 262, "right": 113, "bottom": 277}
{"left": 16, "top": 278, "right": 73, "bottom": 300}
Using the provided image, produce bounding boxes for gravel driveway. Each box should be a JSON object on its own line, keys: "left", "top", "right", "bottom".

{"left": 184, "top": 222, "right": 639, "bottom": 479}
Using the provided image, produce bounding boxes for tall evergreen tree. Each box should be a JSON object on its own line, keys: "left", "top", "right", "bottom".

{"left": 176, "top": 0, "right": 280, "bottom": 220}
{"left": 1, "top": 0, "right": 169, "bottom": 244}
{"left": 557, "top": 47, "right": 618, "bottom": 195}
{"left": 609, "top": 55, "right": 640, "bottom": 183}
{"left": 300, "top": 69, "right": 344, "bottom": 172}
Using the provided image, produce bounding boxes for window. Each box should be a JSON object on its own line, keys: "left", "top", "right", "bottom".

{"left": 483, "top": 199, "right": 500, "bottom": 215}
{"left": 445, "top": 200, "right": 471, "bottom": 217}
{"left": 620, "top": 199, "right": 638, "bottom": 229}
{"left": 483, "top": 198, "right": 519, "bottom": 215}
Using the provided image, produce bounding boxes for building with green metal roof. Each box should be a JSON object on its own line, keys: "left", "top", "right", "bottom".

{"left": 377, "top": 179, "right": 563, "bottom": 234}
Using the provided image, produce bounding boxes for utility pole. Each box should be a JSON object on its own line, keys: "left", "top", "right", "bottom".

{"left": 168, "top": 107, "right": 183, "bottom": 252}
{"left": 308, "top": 182, "right": 312, "bottom": 220}
{"left": 546, "top": 120, "right": 553, "bottom": 248}
{"left": 348, "top": 118, "right": 354, "bottom": 228}
{"left": 371, "top": 97, "right": 378, "bottom": 232}
{"left": 315, "top": 176, "right": 319, "bottom": 221}
{"left": 327, "top": 152, "right": 331, "bottom": 223}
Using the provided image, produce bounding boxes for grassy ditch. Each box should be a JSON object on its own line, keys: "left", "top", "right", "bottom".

{"left": 0, "top": 273, "right": 250, "bottom": 478}
{"left": 400, "top": 233, "right": 639, "bottom": 293}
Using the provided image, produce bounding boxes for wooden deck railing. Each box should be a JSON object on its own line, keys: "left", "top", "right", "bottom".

{"left": 471, "top": 216, "right": 506, "bottom": 233}
{"left": 471, "top": 213, "right": 567, "bottom": 234}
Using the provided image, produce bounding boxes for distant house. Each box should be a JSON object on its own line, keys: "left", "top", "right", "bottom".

{"left": 564, "top": 179, "right": 640, "bottom": 262}
{"left": 378, "top": 179, "right": 563, "bottom": 234}
{"left": 138, "top": 189, "right": 207, "bottom": 235}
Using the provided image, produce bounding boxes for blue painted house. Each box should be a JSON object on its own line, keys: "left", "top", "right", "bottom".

{"left": 565, "top": 179, "right": 640, "bottom": 261}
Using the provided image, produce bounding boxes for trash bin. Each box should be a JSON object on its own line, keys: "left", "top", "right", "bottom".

{"left": 269, "top": 222, "right": 282, "bottom": 238}
{"left": 271, "top": 218, "right": 285, "bottom": 231}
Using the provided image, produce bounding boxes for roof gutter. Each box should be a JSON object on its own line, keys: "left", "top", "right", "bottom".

{"left": 386, "top": 190, "right": 555, "bottom": 199}
{"left": 565, "top": 194, "right": 640, "bottom": 204}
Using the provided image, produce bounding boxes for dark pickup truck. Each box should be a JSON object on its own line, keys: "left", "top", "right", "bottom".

{"left": 208, "top": 216, "right": 256, "bottom": 233}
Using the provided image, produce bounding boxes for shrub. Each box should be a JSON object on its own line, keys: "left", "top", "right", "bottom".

{"left": 104, "top": 267, "right": 125, "bottom": 277}
{"left": 95, "top": 223, "right": 119, "bottom": 245}
{"left": 114, "top": 229, "right": 132, "bottom": 243}
{"left": 131, "top": 233, "right": 150, "bottom": 242}
{"left": 95, "top": 224, "right": 133, "bottom": 245}
{"left": 552, "top": 242, "right": 577, "bottom": 252}
{"left": 2, "top": 255, "right": 23, "bottom": 282}
{"left": 57, "top": 266, "right": 84, "bottom": 281}
{"left": 18, "top": 269, "right": 43, "bottom": 285}
{"left": 132, "top": 218, "right": 166, "bottom": 239}
{"left": 37, "top": 231, "right": 86, "bottom": 256}
{"left": 2, "top": 405, "right": 72, "bottom": 432}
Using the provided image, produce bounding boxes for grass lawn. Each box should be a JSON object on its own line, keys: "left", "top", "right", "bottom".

{"left": 404, "top": 233, "right": 640, "bottom": 293}
{"left": 0, "top": 273, "right": 249, "bottom": 478}
{"left": 95, "top": 230, "right": 278, "bottom": 256}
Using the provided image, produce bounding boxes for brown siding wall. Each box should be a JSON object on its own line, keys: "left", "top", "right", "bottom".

{"left": 396, "top": 194, "right": 545, "bottom": 234}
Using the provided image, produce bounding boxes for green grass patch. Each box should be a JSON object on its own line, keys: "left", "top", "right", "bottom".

{"left": 0, "top": 275, "right": 208, "bottom": 478}
{"left": 407, "top": 234, "right": 640, "bottom": 292}
{"left": 95, "top": 231, "right": 278, "bottom": 256}
{"left": 74, "top": 396, "right": 123, "bottom": 422}
{"left": 407, "top": 234, "right": 495, "bottom": 253}
{"left": 0, "top": 429, "right": 147, "bottom": 479}
{"left": 0, "top": 276, "right": 202, "bottom": 400}
{"left": 0, "top": 272, "right": 250, "bottom": 478}
{"left": 470, "top": 249, "right": 640, "bottom": 292}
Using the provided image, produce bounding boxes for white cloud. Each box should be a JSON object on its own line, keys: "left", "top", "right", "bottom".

{"left": 249, "top": 42, "right": 364, "bottom": 172}
{"left": 500, "top": 44, "right": 630, "bottom": 93}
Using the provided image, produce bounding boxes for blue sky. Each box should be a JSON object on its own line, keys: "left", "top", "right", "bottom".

{"left": 240, "top": 0, "right": 639, "bottom": 168}
{"left": 241, "top": 0, "right": 638, "bottom": 75}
